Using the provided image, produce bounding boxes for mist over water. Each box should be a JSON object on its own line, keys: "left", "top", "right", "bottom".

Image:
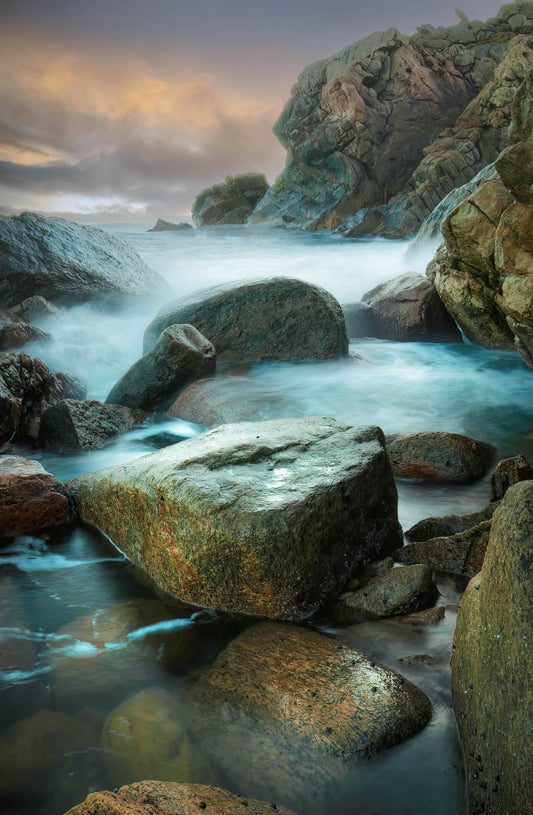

{"left": 2, "top": 223, "right": 531, "bottom": 815}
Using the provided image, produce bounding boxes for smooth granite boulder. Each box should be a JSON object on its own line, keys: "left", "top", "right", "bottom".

{"left": 452, "top": 481, "right": 533, "bottom": 815}
{"left": 361, "top": 272, "right": 461, "bottom": 342}
{"left": 144, "top": 277, "right": 348, "bottom": 363}
{"left": 0, "top": 455, "right": 75, "bottom": 537}
{"left": 386, "top": 431, "right": 496, "bottom": 483}
{"left": 68, "top": 417, "right": 402, "bottom": 620}
{"left": 0, "top": 212, "right": 170, "bottom": 307}
{"left": 64, "top": 782, "right": 297, "bottom": 815}
{"left": 190, "top": 622, "right": 432, "bottom": 808}
{"left": 107, "top": 324, "right": 216, "bottom": 411}
{"left": 192, "top": 173, "right": 269, "bottom": 226}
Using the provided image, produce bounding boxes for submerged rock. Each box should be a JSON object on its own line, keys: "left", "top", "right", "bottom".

{"left": 65, "top": 781, "right": 297, "bottom": 815}
{"left": 361, "top": 272, "right": 461, "bottom": 342}
{"left": 386, "top": 431, "right": 496, "bottom": 483}
{"left": 0, "top": 455, "right": 75, "bottom": 537}
{"left": 144, "top": 277, "right": 348, "bottom": 363}
{"left": 148, "top": 218, "right": 194, "bottom": 232}
{"left": 39, "top": 399, "right": 147, "bottom": 450}
{"left": 250, "top": 13, "right": 533, "bottom": 235}
{"left": 192, "top": 173, "right": 269, "bottom": 226}
{"left": 68, "top": 417, "right": 402, "bottom": 620}
{"left": 0, "top": 212, "right": 170, "bottom": 307}
{"left": 103, "top": 687, "right": 192, "bottom": 786}
{"left": 332, "top": 563, "right": 439, "bottom": 623}
{"left": 106, "top": 324, "right": 216, "bottom": 410}
{"left": 0, "top": 352, "right": 86, "bottom": 445}
{"left": 452, "top": 481, "right": 533, "bottom": 815}
{"left": 190, "top": 622, "right": 432, "bottom": 808}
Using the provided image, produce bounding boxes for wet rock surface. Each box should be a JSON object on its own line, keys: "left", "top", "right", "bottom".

{"left": 106, "top": 324, "right": 216, "bottom": 411}
{"left": 405, "top": 503, "right": 498, "bottom": 542}
{"left": 386, "top": 431, "right": 496, "bottom": 483}
{"left": 69, "top": 417, "right": 402, "bottom": 620}
{"left": 332, "top": 563, "right": 439, "bottom": 623}
{"left": 64, "top": 781, "right": 298, "bottom": 815}
{"left": 190, "top": 621, "right": 432, "bottom": 808}
{"left": 0, "top": 322, "right": 51, "bottom": 351}
{"left": 490, "top": 453, "right": 533, "bottom": 499}
{"left": 0, "top": 212, "right": 170, "bottom": 307}
{"left": 39, "top": 399, "right": 147, "bottom": 451}
{"left": 0, "top": 455, "right": 75, "bottom": 537}
{"left": 361, "top": 273, "right": 461, "bottom": 342}
{"left": 452, "top": 481, "right": 533, "bottom": 815}
{"left": 144, "top": 277, "right": 348, "bottom": 363}
{"left": 192, "top": 173, "right": 269, "bottom": 226}
{"left": 396, "top": 520, "right": 492, "bottom": 578}
{"left": 251, "top": 8, "right": 533, "bottom": 235}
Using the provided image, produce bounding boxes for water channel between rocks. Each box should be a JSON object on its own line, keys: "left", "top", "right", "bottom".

{"left": 2, "top": 224, "right": 533, "bottom": 815}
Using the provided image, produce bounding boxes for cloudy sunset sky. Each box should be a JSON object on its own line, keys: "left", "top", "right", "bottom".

{"left": 0, "top": 0, "right": 504, "bottom": 219}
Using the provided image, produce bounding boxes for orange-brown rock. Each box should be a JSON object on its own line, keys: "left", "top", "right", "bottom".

{"left": 64, "top": 781, "right": 297, "bottom": 815}
{"left": 386, "top": 431, "right": 496, "bottom": 483}
{"left": 0, "top": 455, "right": 75, "bottom": 537}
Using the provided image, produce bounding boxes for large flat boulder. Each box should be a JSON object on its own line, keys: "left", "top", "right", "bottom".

{"left": 143, "top": 277, "right": 348, "bottom": 363}
{"left": 0, "top": 212, "right": 171, "bottom": 307}
{"left": 190, "top": 622, "right": 432, "bottom": 808}
{"left": 68, "top": 417, "right": 402, "bottom": 620}
{"left": 106, "top": 324, "right": 216, "bottom": 410}
{"left": 64, "top": 782, "right": 297, "bottom": 815}
{"left": 452, "top": 482, "right": 533, "bottom": 814}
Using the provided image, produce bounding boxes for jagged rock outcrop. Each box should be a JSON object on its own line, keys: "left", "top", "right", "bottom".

{"left": 192, "top": 173, "right": 269, "bottom": 226}
{"left": 428, "top": 65, "right": 533, "bottom": 366}
{"left": 0, "top": 212, "right": 171, "bottom": 307}
{"left": 68, "top": 417, "right": 402, "bottom": 620}
{"left": 250, "top": 5, "right": 533, "bottom": 236}
{"left": 148, "top": 219, "right": 194, "bottom": 231}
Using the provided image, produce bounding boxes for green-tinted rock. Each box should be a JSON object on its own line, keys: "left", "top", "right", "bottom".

{"left": 69, "top": 417, "right": 402, "bottom": 620}
{"left": 144, "top": 277, "right": 348, "bottom": 363}
{"left": 452, "top": 481, "right": 533, "bottom": 815}
{"left": 192, "top": 173, "right": 268, "bottom": 226}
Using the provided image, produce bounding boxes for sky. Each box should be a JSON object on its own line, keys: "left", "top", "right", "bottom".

{"left": 0, "top": 0, "right": 505, "bottom": 219}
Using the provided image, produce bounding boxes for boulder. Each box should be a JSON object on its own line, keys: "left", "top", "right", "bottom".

{"left": 250, "top": 15, "right": 533, "bottom": 235}
{"left": 332, "top": 563, "right": 439, "bottom": 623}
{"left": 405, "top": 503, "right": 498, "bottom": 541}
{"left": 10, "top": 294, "right": 62, "bottom": 324}
{"left": 396, "top": 606, "right": 446, "bottom": 626}
{"left": 167, "top": 375, "right": 294, "bottom": 427}
{"left": 395, "top": 520, "right": 492, "bottom": 578}
{"left": 148, "top": 219, "right": 194, "bottom": 232}
{"left": 386, "top": 431, "right": 496, "bottom": 482}
{"left": 0, "top": 212, "right": 170, "bottom": 307}
{"left": 490, "top": 453, "right": 533, "bottom": 500}
{"left": 0, "top": 455, "right": 75, "bottom": 537}
{"left": 0, "top": 321, "right": 51, "bottom": 351}
{"left": 39, "top": 399, "right": 147, "bottom": 451}
{"left": 361, "top": 273, "right": 461, "bottom": 342}
{"left": 144, "top": 277, "right": 348, "bottom": 363}
{"left": 103, "top": 687, "right": 191, "bottom": 786}
{"left": 64, "top": 782, "right": 297, "bottom": 815}
{"left": 452, "top": 482, "right": 533, "bottom": 815}
{"left": 341, "top": 301, "right": 377, "bottom": 338}
{"left": 190, "top": 622, "right": 432, "bottom": 807}
{"left": 428, "top": 65, "right": 533, "bottom": 366}
{"left": 68, "top": 417, "right": 402, "bottom": 620}
{"left": 192, "top": 173, "right": 269, "bottom": 227}
{"left": 48, "top": 599, "right": 194, "bottom": 710}
{"left": 106, "top": 324, "right": 216, "bottom": 410}
{"left": 0, "top": 352, "right": 86, "bottom": 445}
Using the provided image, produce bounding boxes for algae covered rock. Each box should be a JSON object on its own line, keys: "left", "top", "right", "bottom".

{"left": 144, "top": 277, "right": 348, "bottom": 363}
{"left": 190, "top": 621, "right": 432, "bottom": 808}
{"left": 64, "top": 781, "right": 298, "bottom": 815}
{"left": 69, "top": 417, "right": 402, "bottom": 620}
{"left": 452, "top": 481, "right": 533, "bottom": 815}
{"left": 192, "top": 173, "right": 269, "bottom": 226}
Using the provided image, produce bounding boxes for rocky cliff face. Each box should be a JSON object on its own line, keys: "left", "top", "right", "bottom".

{"left": 428, "top": 64, "right": 533, "bottom": 367}
{"left": 250, "top": 3, "right": 533, "bottom": 236}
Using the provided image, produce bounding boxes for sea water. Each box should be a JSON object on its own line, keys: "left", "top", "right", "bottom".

{"left": 2, "top": 223, "right": 532, "bottom": 814}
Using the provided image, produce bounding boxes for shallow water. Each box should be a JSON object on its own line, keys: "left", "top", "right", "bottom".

{"left": 2, "top": 223, "right": 532, "bottom": 814}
